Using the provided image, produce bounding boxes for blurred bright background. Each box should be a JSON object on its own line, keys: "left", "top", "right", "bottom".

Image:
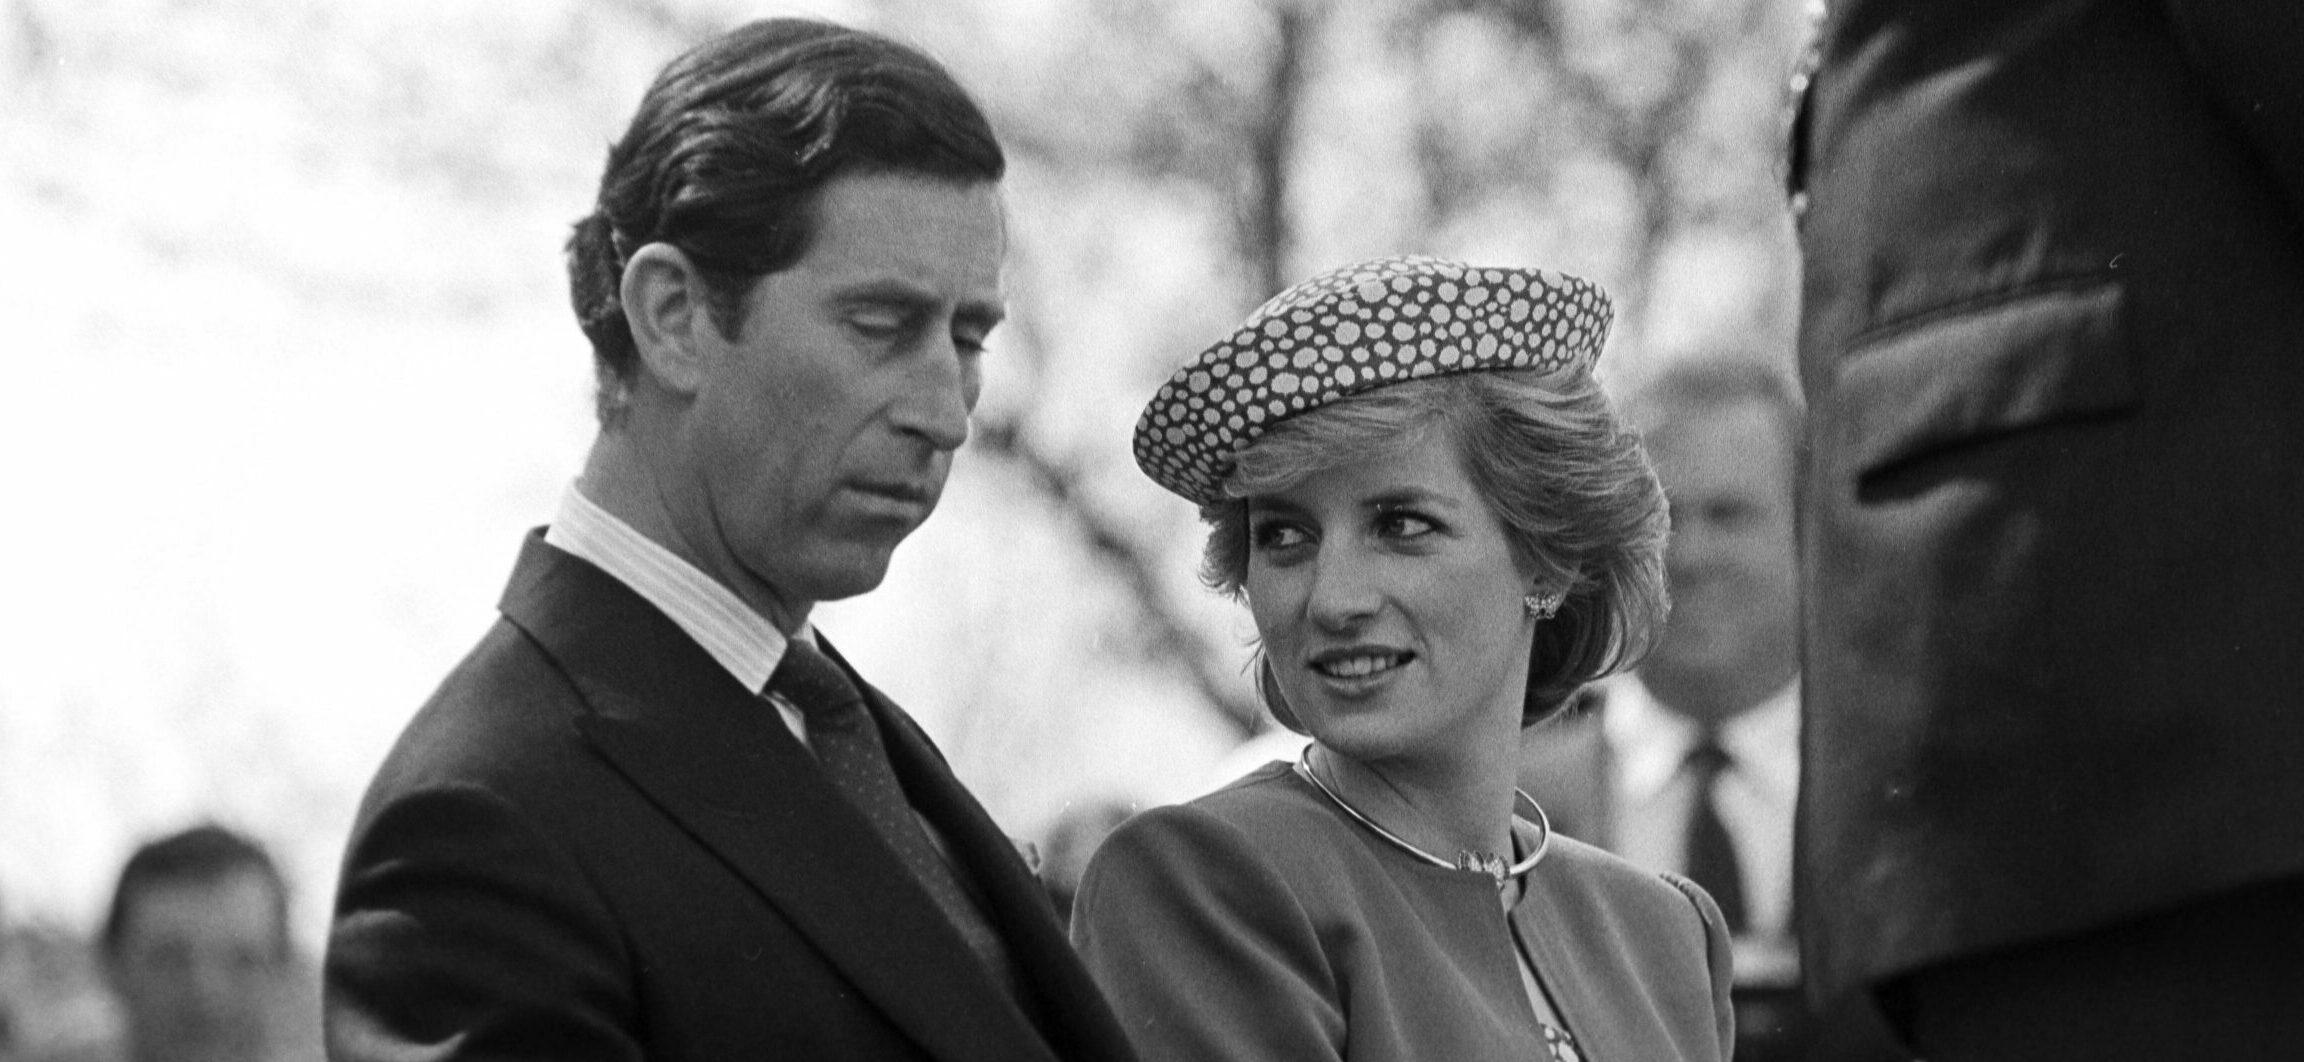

{"left": 0, "top": 0, "right": 1806, "bottom": 1044}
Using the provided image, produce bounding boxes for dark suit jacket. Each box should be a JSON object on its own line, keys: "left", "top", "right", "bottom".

{"left": 1073, "top": 762, "right": 1735, "bottom": 1062}
{"left": 325, "top": 532, "right": 1137, "bottom": 1062}
{"left": 1791, "top": 0, "right": 2304, "bottom": 1001}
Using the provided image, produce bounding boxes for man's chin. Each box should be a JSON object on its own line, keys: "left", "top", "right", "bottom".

{"left": 791, "top": 546, "right": 903, "bottom": 605}
{"left": 750, "top": 518, "right": 935, "bottom": 610}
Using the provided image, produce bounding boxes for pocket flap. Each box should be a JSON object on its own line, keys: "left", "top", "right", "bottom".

{"left": 1835, "top": 280, "right": 2136, "bottom": 479}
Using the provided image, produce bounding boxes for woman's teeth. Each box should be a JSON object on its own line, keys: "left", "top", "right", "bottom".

{"left": 1316, "top": 653, "right": 1405, "bottom": 679}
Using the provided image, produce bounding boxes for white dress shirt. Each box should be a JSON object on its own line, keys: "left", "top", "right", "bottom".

{"left": 541, "top": 485, "right": 1014, "bottom": 888}
{"left": 543, "top": 485, "right": 813, "bottom": 745}
{"left": 1603, "top": 673, "right": 1800, "bottom": 980}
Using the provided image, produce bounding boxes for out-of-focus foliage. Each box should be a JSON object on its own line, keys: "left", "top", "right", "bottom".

{"left": 931, "top": 0, "right": 1810, "bottom": 742}
{"left": 0, "top": 0, "right": 1808, "bottom": 969}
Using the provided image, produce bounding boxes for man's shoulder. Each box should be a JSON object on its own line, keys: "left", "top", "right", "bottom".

{"left": 360, "top": 615, "right": 594, "bottom": 810}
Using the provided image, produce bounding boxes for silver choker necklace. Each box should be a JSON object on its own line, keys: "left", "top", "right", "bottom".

{"left": 1293, "top": 747, "right": 1551, "bottom": 889}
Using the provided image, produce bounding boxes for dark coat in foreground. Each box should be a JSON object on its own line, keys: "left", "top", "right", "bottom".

{"left": 1790, "top": 0, "right": 2304, "bottom": 1001}
{"left": 325, "top": 532, "right": 1137, "bottom": 1062}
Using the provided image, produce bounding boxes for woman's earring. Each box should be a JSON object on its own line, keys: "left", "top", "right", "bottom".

{"left": 1255, "top": 653, "right": 1290, "bottom": 713}
{"left": 1523, "top": 590, "right": 1564, "bottom": 621}
{"left": 1254, "top": 651, "right": 1304, "bottom": 732}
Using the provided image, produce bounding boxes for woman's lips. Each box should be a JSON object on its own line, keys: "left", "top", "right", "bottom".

{"left": 1306, "top": 647, "right": 1415, "bottom": 691}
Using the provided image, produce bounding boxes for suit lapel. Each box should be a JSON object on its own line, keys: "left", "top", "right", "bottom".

{"left": 827, "top": 643, "right": 1137, "bottom": 1062}
{"left": 498, "top": 533, "right": 1054, "bottom": 1062}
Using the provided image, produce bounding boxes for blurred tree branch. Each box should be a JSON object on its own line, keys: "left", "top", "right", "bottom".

{"left": 959, "top": 0, "right": 1348, "bottom": 743}
{"left": 1243, "top": 0, "right": 1320, "bottom": 296}
{"left": 551, "top": 0, "right": 1802, "bottom": 751}
{"left": 1398, "top": 0, "right": 1785, "bottom": 348}
{"left": 966, "top": 0, "right": 1803, "bottom": 747}
{"left": 590, "top": 0, "right": 717, "bottom": 41}
{"left": 969, "top": 412, "right": 1265, "bottom": 738}
{"left": 971, "top": 255, "right": 1267, "bottom": 740}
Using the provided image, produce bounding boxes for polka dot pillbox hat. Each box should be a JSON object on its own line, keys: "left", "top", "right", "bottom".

{"left": 1133, "top": 254, "right": 1615, "bottom": 506}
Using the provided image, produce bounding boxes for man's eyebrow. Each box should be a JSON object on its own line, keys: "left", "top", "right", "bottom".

{"left": 833, "top": 279, "right": 1006, "bottom": 328}
{"left": 831, "top": 278, "right": 935, "bottom": 307}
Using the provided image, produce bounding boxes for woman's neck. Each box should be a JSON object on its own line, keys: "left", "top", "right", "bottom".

{"left": 1309, "top": 741, "right": 1519, "bottom": 864}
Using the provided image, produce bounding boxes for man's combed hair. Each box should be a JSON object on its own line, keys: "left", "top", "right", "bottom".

{"left": 1625, "top": 356, "right": 1805, "bottom": 480}
{"left": 566, "top": 18, "right": 1006, "bottom": 423}
{"left": 1201, "top": 369, "right": 1670, "bottom": 728}
{"left": 102, "top": 823, "right": 290, "bottom": 960}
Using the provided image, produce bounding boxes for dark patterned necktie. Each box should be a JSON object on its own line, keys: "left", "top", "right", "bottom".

{"left": 1684, "top": 735, "right": 1750, "bottom": 934}
{"left": 765, "top": 641, "right": 1024, "bottom": 996}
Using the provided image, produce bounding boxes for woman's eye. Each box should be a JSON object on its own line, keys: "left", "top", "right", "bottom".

{"left": 1250, "top": 521, "right": 1311, "bottom": 551}
{"left": 1376, "top": 511, "right": 1437, "bottom": 539}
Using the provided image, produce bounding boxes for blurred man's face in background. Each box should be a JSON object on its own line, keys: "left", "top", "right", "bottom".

{"left": 107, "top": 869, "right": 285, "bottom": 1062}
{"left": 1641, "top": 399, "right": 1800, "bottom": 725}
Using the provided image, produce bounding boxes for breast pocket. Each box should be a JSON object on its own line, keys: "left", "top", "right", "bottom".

{"left": 1831, "top": 278, "right": 2138, "bottom": 501}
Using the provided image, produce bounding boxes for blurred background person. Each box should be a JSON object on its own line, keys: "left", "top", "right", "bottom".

{"left": 1519, "top": 358, "right": 1903, "bottom": 1062}
{"left": 1792, "top": 0, "right": 2304, "bottom": 1058}
{"left": 0, "top": 898, "right": 115, "bottom": 1062}
{"left": 100, "top": 825, "right": 310, "bottom": 1062}
{"left": 1076, "top": 256, "right": 1732, "bottom": 1061}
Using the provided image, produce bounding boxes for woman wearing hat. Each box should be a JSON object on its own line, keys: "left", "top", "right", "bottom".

{"left": 1072, "top": 256, "right": 1733, "bottom": 1061}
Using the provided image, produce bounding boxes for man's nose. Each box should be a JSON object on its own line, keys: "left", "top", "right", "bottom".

{"left": 893, "top": 343, "right": 974, "bottom": 451}
{"left": 181, "top": 954, "right": 256, "bottom": 1010}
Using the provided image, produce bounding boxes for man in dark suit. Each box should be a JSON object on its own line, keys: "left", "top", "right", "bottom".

{"left": 1522, "top": 359, "right": 1902, "bottom": 1062}
{"left": 1791, "top": 1, "right": 2304, "bottom": 1058}
{"left": 324, "top": 19, "right": 1136, "bottom": 1062}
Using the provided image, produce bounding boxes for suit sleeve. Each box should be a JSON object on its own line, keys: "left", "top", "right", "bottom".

{"left": 2163, "top": 0, "right": 2304, "bottom": 218}
{"left": 1069, "top": 805, "right": 1344, "bottom": 1062}
{"left": 1661, "top": 872, "right": 1738, "bottom": 1062}
{"left": 326, "top": 783, "right": 640, "bottom": 1062}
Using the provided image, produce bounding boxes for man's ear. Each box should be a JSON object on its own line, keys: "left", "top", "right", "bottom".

{"left": 620, "top": 242, "right": 713, "bottom": 396}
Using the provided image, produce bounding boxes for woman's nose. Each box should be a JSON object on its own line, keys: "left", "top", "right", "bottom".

{"left": 1303, "top": 544, "right": 1381, "bottom": 628}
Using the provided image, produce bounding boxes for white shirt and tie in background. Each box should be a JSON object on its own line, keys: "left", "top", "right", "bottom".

{"left": 1598, "top": 675, "right": 1799, "bottom": 987}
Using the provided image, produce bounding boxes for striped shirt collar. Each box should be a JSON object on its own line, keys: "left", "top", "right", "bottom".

{"left": 542, "top": 484, "right": 803, "bottom": 695}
